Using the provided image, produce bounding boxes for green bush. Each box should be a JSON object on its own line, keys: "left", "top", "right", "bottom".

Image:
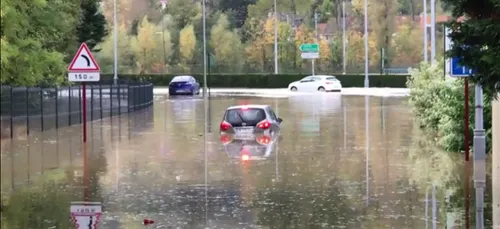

{"left": 100, "top": 73, "right": 409, "bottom": 88}
{"left": 407, "top": 62, "right": 493, "bottom": 153}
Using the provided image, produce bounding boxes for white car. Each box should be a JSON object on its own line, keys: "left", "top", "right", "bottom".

{"left": 288, "top": 75, "right": 342, "bottom": 92}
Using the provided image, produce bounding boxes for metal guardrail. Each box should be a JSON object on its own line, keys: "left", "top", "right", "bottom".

{"left": 0, "top": 81, "right": 153, "bottom": 139}
{"left": 383, "top": 68, "right": 410, "bottom": 74}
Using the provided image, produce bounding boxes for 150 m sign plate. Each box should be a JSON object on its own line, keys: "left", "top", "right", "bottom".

{"left": 68, "top": 72, "right": 100, "bottom": 82}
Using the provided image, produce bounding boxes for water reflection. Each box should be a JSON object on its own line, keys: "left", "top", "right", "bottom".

{"left": 3, "top": 94, "right": 484, "bottom": 228}
{"left": 1, "top": 107, "right": 154, "bottom": 229}
{"left": 220, "top": 133, "right": 280, "bottom": 161}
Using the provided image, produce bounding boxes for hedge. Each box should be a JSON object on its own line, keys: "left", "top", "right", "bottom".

{"left": 100, "top": 73, "right": 410, "bottom": 88}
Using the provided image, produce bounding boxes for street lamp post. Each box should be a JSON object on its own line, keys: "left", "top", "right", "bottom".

{"left": 423, "top": 0, "right": 428, "bottom": 62}
{"left": 113, "top": 0, "right": 118, "bottom": 85}
{"left": 274, "top": 0, "right": 278, "bottom": 74}
{"left": 342, "top": 0, "right": 346, "bottom": 74}
{"left": 430, "top": 0, "right": 436, "bottom": 63}
{"left": 160, "top": 0, "right": 167, "bottom": 73}
{"left": 363, "top": 0, "right": 369, "bottom": 87}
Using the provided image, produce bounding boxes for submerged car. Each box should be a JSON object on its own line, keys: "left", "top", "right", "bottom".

{"left": 219, "top": 105, "right": 282, "bottom": 137}
{"left": 220, "top": 133, "right": 279, "bottom": 161}
{"left": 168, "top": 75, "right": 200, "bottom": 96}
{"left": 288, "top": 75, "right": 342, "bottom": 92}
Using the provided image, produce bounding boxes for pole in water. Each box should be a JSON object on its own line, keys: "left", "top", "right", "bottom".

{"left": 82, "top": 83, "right": 87, "bottom": 143}
{"left": 464, "top": 78, "right": 470, "bottom": 229}
{"left": 83, "top": 141, "right": 89, "bottom": 201}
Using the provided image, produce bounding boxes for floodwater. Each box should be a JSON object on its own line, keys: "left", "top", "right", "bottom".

{"left": 1, "top": 94, "right": 474, "bottom": 228}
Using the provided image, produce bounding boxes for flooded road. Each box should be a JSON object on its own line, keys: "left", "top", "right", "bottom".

{"left": 1, "top": 94, "right": 468, "bottom": 228}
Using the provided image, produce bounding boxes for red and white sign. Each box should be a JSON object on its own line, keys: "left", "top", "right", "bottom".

{"left": 68, "top": 43, "right": 100, "bottom": 82}
{"left": 70, "top": 201, "right": 102, "bottom": 229}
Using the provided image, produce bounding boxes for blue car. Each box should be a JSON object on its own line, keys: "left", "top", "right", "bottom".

{"left": 168, "top": 75, "right": 200, "bottom": 96}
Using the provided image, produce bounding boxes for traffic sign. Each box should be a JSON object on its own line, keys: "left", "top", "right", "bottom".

{"left": 450, "top": 56, "right": 475, "bottom": 77}
{"left": 300, "top": 43, "right": 319, "bottom": 52}
{"left": 301, "top": 52, "right": 319, "bottom": 59}
{"left": 68, "top": 43, "right": 100, "bottom": 82}
{"left": 70, "top": 201, "right": 102, "bottom": 229}
{"left": 445, "top": 27, "right": 475, "bottom": 78}
{"left": 68, "top": 43, "right": 100, "bottom": 71}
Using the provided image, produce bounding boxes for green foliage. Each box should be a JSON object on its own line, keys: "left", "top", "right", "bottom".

{"left": 443, "top": 0, "right": 500, "bottom": 94}
{"left": 407, "top": 62, "right": 493, "bottom": 153}
{"left": 77, "top": 0, "right": 108, "bottom": 52}
{"left": 1, "top": 170, "right": 74, "bottom": 229}
{"left": 1, "top": 0, "right": 107, "bottom": 86}
{"left": 101, "top": 73, "right": 409, "bottom": 88}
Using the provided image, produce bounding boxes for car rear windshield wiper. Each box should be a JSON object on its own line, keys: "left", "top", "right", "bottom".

{"left": 234, "top": 110, "right": 248, "bottom": 123}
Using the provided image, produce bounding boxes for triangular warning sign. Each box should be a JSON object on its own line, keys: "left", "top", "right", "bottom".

{"left": 68, "top": 43, "right": 100, "bottom": 71}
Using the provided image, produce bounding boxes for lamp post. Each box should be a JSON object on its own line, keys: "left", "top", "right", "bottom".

{"left": 274, "top": 0, "right": 278, "bottom": 74}
{"left": 423, "top": 0, "right": 428, "bottom": 62}
{"left": 342, "top": 0, "right": 347, "bottom": 74}
{"left": 113, "top": 0, "right": 118, "bottom": 84}
{"left": 363, "top": 0, "right": 369, "bottom": 87}
{"left": 160, "top": 0, "right": 168, "bottom": 73}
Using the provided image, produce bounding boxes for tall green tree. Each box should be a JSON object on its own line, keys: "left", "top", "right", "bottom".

{"left": 77, "top": 0, "right": 108, "bottom": 52}
{"left": 0, "top": 0, "right": 80, "bottom": 86}
{"left": 443, "top": 0, "right": 500, "bottom": 94}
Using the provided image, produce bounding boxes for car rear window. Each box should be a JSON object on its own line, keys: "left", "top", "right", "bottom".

{"left": 326, "top": 77, "right": 338, "bottom": 81}
{"left": 171, "top": 76, "right": 191, "bottom": 82}
{"left": 224, "top": 108, "right": 266, "bottom": 126}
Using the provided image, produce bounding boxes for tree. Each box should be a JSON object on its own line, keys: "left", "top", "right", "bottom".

{"left": 442, "top": 0, "right": 500, "bottom": 94}
{"left": 131, "top": 16, "right": 158, "bottom": 74}
{"left": 317, "top": 37, "right": 331, "bottom": 71}
{"left": 165, "top": 0, "right": 200, "bottom": 30}
{"left": 0, "top": 0, "right": 79, "bottom": 86}
{"left": 210, "top": 14, "right": 244, "bottom": 72}
{"left": 95, "top": 25, "right": 137, "bottom": 74}
{"left": 77, "top": 0, "right": 108, "bottom": 52}
{"left": 100, "top": 0, "right": 133, "bottom": 27}
{"left": 392, "top": 23, "right": 422, "bottom": 67}
{"left": 247, "top": 0, "right": 315, "bottom": 19}
{"left": 179, "top": 24, "right": 196, "bottom": 70}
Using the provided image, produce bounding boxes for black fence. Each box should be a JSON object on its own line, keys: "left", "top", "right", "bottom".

{"left": 0, "top": 80, "right": 154, "bottom": 139}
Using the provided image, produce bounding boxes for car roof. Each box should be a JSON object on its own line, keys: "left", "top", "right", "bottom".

{"left": 172, "top": 75, "right": 193, "bottom": 79}
{"left": 305, "top": 75, "right": 336, "bottom": 78}
{"left": 226, "top": 104, "right": 270, "bottom": 110}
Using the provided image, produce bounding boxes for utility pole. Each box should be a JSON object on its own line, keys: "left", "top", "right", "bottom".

{"left": 160, "top": 1, "right": 167, "bottom": 74}
{"left": 342, "top": 0, "right": 346, "bottom": 74}
{"left": 274, "top": 0, "right": 278, "bottom": 74}
{"left": 113, "top": 0, "right": 118, "bottom": 85}
{"left": 313, "top": 11, "right": 318, "bottom": 76}
{"left": 473, "top": 83, "right": 486, "bottom": 229}
{"left": 430, "top": 0, "right": 436, "bottom": 62}
{"left": 363, "top": 0, "right": 369, "bottom": 87}
{"left": 423, "top": 0, "right": 428, "bottom": 62}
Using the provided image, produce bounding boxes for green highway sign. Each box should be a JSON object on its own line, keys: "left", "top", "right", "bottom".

{"left": 300, "top": 43, "right": 319, "bottom": 52}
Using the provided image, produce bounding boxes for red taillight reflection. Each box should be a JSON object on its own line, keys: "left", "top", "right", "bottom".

{"left": 256, "top": 120, "right": 271, "bottom": 129}
{"left": 256, "top": 135, "right": 271, "bottom": 145}
{"left": 241, "top": 154, "right": 250, "bottom": 161}
{"left": 220, "top": 121, "right": 232, "bottom": 131}
{"left": 220, "top": 134, "right": 232, "bottom": 144}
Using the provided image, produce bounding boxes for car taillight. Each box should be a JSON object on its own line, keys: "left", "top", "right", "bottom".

{"left": 256, "top": 135, "right": 271, "bottom": 145}
{"left": 256, "top": 120, "right": 271, "bottom": 129}
{"left": 220, "top": 121, "right": 232, "bottom": 131}
{"left": 220, "top": 134, "right": 232, "bottom": 144}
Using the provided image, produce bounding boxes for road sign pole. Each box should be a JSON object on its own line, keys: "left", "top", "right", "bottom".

{"left": 82, "top": 83, "right": 87, "bottom": 143}
{"left": 473, "top": 83, "right": 486, "bottom": 229}
{"left": 464, "top": 78, "right": 471, "bottom": 229}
